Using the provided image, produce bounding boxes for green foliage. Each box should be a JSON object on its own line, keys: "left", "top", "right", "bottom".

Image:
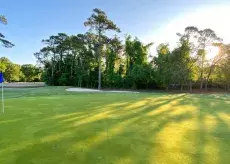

{"left": 0, "top": 57, "right": 20, "bottom": 82}
{"left": 0, "top": 57, "right": 41, "bottom": 82}
{"left": 58, "top": 73, "right": 69, "bottom": 86}
{"left": 130, "top": 64, "right": 153, "bottom": 89}
{"left": 104, "top": 36, "right": 123, "bottom": 88}
{"left": 84, "top": 8, "right": 121, "bottom": 89}
{"left": 170, "top": 40, "right": 194, "bottom": 87}
{"left": 0, "top": 57, "right": 10, "bottom": 72}
{"left": 216, "top": 44, "right": 230, "bottom": 89}
{"left": 0, "top": 15, "right": 14, "bottom": 48}
{"left": 20, "top": 64, "right": 43, "bottom": 82}
{"left": 1, "top": 11, "right": 229, "bottom": 91}
{"left": 84, "top": 8, "right": 121, "bottom": 34}
{"left": 31, "top": 12, "right": 229, "bottom": 91}
{"left": 21, "top": 64, "right": 36, "bottom": 82}
{"left": 125, "top": 36, "right": 153, "bottom": 71}
{"left": 123, "top": 36, "right": 154, "bottom": 89}
{"left": 4, "top": 63, "right": 20, "bottom": 82}
{"left": 19, "top": 71, "right": 26, "bottom": 82}
{"left": 154, "top": 43, "right": 171, "bottom": 89}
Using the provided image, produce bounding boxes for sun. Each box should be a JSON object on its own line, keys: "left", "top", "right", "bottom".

{"left": 206, "top": 46, "right": 219, "bottom": 60}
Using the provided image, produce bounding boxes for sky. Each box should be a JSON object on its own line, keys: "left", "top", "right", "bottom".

{"left": 1, "top": 0, "right": 230, "bottom": 65}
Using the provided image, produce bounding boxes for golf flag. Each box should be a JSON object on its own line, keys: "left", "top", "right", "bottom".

{"left": 0, "top": 72, "right": 3, "bottom": 83}
{"left": 0, "top": 72, "right": 4, "bottom": 113}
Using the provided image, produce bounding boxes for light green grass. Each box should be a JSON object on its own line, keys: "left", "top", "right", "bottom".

{"left": 0, "top": 87, "right": 230, "bottom": 164}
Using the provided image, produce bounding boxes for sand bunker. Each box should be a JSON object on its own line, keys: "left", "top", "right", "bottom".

{"left": 66, "top": 88, "right": 139, "bottom": 93}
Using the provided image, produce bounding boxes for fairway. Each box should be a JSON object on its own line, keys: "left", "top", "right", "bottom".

{"left": 0, "top": 87, "right": 230, "bottom": 164}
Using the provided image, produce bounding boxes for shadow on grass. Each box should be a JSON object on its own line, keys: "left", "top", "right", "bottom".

{"left": 0, "top": 93, "right": 229, "bottom": 164}
{"left": 179, "top": 95, "right": 230, "bottom": 164}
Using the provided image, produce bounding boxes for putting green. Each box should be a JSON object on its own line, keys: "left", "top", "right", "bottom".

{"left": 0, "top": 87, "right": 229, "bottom": 164}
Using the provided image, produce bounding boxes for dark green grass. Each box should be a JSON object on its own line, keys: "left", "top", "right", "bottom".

{"left": 0, "top": 87, "right": 229, "bottom": 164}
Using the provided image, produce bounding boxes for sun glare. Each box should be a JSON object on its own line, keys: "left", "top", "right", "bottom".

{"left": 207, "top": 46, "right": 219, "bottom": 60}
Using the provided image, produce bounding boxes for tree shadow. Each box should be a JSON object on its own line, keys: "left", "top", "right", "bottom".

{"left": 0, "top": 93, "right": 229, "bottom": 164}
{"left": 180, "top": 95, "right": 230, "bottom": 164}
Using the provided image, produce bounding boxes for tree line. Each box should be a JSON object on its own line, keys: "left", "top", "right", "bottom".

{"left": 1, "top": 9, "right": 230, "bottom": 91}
{"left": 34, "top": 8, "right": 230, "bottom": 91}
{"left": 0, "top": 57, "right": 42, "bottom": 82}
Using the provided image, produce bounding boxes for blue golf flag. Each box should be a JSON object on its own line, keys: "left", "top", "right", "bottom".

{"left": 0, "top": 73, "right": 3, "bottom": 83}
{"left": 0, "top": 72, "right": 4, "bottom": 113}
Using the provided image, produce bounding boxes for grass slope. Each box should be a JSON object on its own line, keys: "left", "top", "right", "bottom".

{"left": 0, "top": 87, "right": 229, "bottom": 164}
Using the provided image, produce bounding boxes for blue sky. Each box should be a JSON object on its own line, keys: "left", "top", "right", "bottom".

{"left": 1, "top": 0, "right": 230, "bottom": 64}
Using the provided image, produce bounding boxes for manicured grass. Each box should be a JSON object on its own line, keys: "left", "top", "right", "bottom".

{"left": 0, "top": 87, "right": 229, "bottom": 164}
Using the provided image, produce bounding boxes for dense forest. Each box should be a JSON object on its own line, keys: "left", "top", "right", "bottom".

{"left": 1, "top": 9, "right": 230, "bottom": 91}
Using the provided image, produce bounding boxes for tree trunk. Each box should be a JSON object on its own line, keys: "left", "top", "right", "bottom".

{"left": 200, "top": 78, "right": 203, "bottom": 91}
{"left": 80, "top": 78, "right": 82, "bottom": 88}
{"left": 200, "top": 54, "right": 204, "bottom": 91}
{"left": 180, "top": 84, "right": 183, "bottom": 93}
{"left": 51, "top": 59, "right": 54, "bottom": 78}
{"left": 166, "top": 86, "right": 169, "bottom": 92}
{"left": 126, "top": 57, "right": 129, "bottom": 75}
{"left": 70, "top": 63, "right": 73, "bottom": 77}
{"left": 98, "top": 52, "right": 101, "bottom": 90}
{"left": 71, "top": 54, "right": 75, "bottom": 78}
{"left": 205, "top": 79, "right": 208, "bottom": 92}
{"left": 51, "top": 49, "right": 56, "bottom": 86}
{"left": 51, "top": 65, "right": 54, "bottom": 78}
{"left": 59, "top": 52, "right": 63, "bottom": 72}
{"left": 189, "top": 81, "right": 193, "bottom": 92}
{"left": 98, "top": 31, "right": 102, "bottom": 90}
{"left": 51, "top": 61, "right": 54, "bottom": 86}
{"left": 228, "top": 83, "right": 230, "bottom": 91}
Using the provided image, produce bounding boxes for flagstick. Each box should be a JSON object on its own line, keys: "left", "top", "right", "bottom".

{"left": 2, "top": 83, "right": 4, "bottom": 113}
